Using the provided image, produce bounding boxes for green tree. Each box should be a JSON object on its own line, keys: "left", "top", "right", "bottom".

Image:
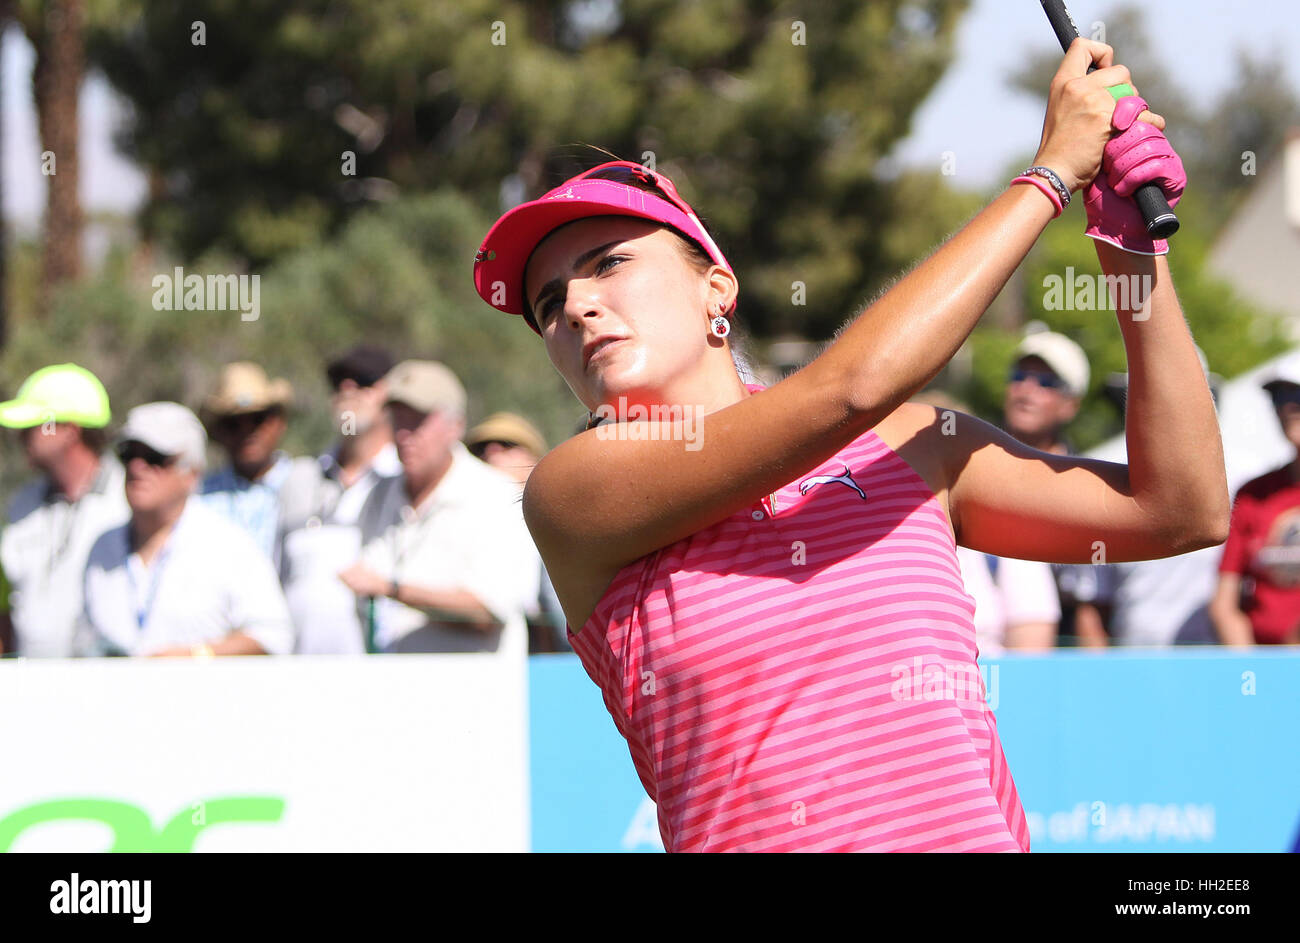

{"left": 87, "top": 0, "right": 972, "bottom": 338}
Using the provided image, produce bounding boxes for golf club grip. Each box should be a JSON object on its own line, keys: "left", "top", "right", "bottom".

{"left": 1038, "top": 0, "right": 1179, "bottom": 237}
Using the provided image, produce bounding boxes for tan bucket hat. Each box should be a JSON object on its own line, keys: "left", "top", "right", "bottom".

{"left": 466, "top": 412, "right": 547, "bottom": 459}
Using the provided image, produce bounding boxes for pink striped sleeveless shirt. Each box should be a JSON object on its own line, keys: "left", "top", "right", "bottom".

{"left": 566, "top": 408, "right": 1031, "bottom": 853}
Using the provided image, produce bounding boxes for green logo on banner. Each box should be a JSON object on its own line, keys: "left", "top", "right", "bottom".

{"left": 0, "top": 797, "right": 285, "bottom": 852}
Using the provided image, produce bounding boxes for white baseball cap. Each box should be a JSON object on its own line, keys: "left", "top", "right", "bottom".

{"left": 116, "top": 402, "right": 208, "bottom": 471}
{"left": 1013, "top": 331, "right": 1090, "bottom": 398}
{"left": 1262, "top": 351, "right": 1300, "bottom": 395}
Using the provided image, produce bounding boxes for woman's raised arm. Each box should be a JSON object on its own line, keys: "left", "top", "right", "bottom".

{"left": 944, "top": 247, "right": 1228, "bottom": 563}
{"left": 525, "top": 40, "right": 1145, "bottom": 617}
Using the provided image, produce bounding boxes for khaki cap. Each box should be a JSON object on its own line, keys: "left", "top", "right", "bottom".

{"left": 384, "top": 360, "right": 466, "bottom": 416}
{"left": 201, "top": 362, "right": 293, "bottom": 420}
{"left": 466, "top": 412, "right": 547, "bottom": 458}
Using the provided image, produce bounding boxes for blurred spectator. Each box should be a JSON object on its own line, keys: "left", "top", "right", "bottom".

{"left": 339, "top": 361, "right": 538, "bottom": 654}
{"left": 200, "top": 362, "right": 317, "bottom": 565}
{"left": 466, "top": 412, "right": 547, "bottom": 484}
{"left": 1077, "top": 350, "right": 1222, "bottom": 647}
{"left": 1101, "top": 552, "right": 1218, "bottom": 646}
{"left": 466, "top": 411, "right": 567, "bottom": 651}
{"left": 997, "top": 330, "right": 1101, "bottom": 646}
{"left": 914, "top": 390, "right": 1061, "bottom": 653}
{"left": 0, "top": 364, "right": 128, "bottom": 657}
{"left": 281, "top": 345, "right": 401, "bottom": 654}
{"left": 1002, "top": 330, "right": 1088, "bottom": 456}
{"left": 78, "top": 403, "right": 293, "bottom": 656}
{"left": 1210, "top": 363, "right": 1300, "bottom": 646}
{"left": 955, "top": 548, "right": 1062, "bottom": 656}
{"left": 317, "top": 344, "right": 401, "bottom": 521}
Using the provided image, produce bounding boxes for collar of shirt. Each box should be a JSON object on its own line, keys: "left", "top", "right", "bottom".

{"left": 129, "top": 496, "right": 199, "bottom": 559}
{"left": 402, "top": 442, "right": 486, "bottom": 521}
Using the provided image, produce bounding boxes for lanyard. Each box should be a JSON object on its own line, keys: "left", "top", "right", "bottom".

{"left": 39, "top": 495, "right": 88, "bottom": 591}
{"left": 126, "top": 544, "right": 173, "bottom": 632}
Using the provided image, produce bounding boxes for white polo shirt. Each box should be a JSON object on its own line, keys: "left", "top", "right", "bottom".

{"left": 2, "top": 458, "right": 129, "bottom": 657}
{"left": 358, "top": 443, "right": 539, "bottom": 655}
{"left": 281, "top": 442, "right": 403, "bottom": 655}
{"left": 78, "top": 498, "right": 293, "bottom": 656}
{"left": 956, "top": 547, "right": 1061, "bottom": 656}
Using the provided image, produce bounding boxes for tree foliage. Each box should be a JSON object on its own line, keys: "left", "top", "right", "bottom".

{"left": 87, "top": 0, "right": 971, "bottom": 338}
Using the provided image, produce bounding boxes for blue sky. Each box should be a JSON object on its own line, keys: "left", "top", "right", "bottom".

{"left": 4, "top": 0, "right": 1299, "bottom": 227}
{"left": 889, "top": 0, "right": 1300, "bottom": 186}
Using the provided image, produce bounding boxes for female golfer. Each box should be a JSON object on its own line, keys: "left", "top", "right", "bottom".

{"left": 474, "top": 40, "right": 1227, "bottom": 852}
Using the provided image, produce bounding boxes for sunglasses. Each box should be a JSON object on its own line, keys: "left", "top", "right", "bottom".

{"left": 326, "top": 370, "right": 379, "bottom": 392}
{"left": 1008, "top": 368, "right": 1066, "bottom": 390}
{"left": 215, "top": 408, "right": 278, "bottom": 434}
{"left": 116, "top": 442, "right": 177, "bottom": 468}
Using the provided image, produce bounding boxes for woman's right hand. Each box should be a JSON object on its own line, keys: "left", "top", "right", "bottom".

{"left": 1032, "top": 38, "right": 1160, "bottom": 194}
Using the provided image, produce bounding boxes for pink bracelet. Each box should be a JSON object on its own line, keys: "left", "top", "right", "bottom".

{"left": 1011, "top": 174, "right": 1063, "bottom": 217}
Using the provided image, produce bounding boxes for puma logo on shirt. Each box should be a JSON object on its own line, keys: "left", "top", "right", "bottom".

{"left": 798, "top": 464, "right": 867, "bottom": 500}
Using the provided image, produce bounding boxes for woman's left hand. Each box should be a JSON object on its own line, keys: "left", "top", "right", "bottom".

{"left": 1084, "top": 95, "right": 1186, "bottom": 255}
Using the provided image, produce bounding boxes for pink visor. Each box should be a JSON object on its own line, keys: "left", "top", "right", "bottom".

{"left": 473, "top": 161, "right": 733, "bottom": 331}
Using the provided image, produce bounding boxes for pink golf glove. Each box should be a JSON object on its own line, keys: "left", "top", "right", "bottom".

{"left": 1084, "top": 95, "right": 1186, "bottom": 255}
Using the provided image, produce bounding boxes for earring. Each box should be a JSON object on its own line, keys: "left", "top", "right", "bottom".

{"left": 710, "top": 314, "right": 731, "bottom": 339}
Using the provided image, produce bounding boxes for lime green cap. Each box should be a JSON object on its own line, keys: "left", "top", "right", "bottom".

{"left": 0, "top": 363, "right": 111, "bottom": 429}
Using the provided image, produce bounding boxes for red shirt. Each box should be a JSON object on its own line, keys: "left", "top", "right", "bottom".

{"left": 1219, "top": 466, "right": 1300, "bottom": 644}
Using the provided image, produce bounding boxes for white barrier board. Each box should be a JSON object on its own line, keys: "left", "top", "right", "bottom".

{"left": 0, "top": 656, "right": 529, "bottom": 851}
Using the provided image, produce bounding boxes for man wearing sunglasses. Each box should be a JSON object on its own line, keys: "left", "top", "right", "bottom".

{"left": 0, "top": 364, "right": 129, "bottom": 657}
{"left": 280, "top": 345, "right": 402, "bottom": 654}
{"left": 1003, "top": 330, "right": 1090, "bottom": 457}
{"left": 317, "top": 344, "right": 401, "bottom": 521}
{"left": 993, "top": 330, "right": 1106, "bottom": 649}
{"left": 78, "top": 402, "right": 292, "bottom": 657}
{"left": 199, "top": 362, "right": 303, "bottom": 566}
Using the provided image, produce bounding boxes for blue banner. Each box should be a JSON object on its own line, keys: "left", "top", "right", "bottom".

{"left": 528, "top": 651, "right": 1300, "bottom": 852}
